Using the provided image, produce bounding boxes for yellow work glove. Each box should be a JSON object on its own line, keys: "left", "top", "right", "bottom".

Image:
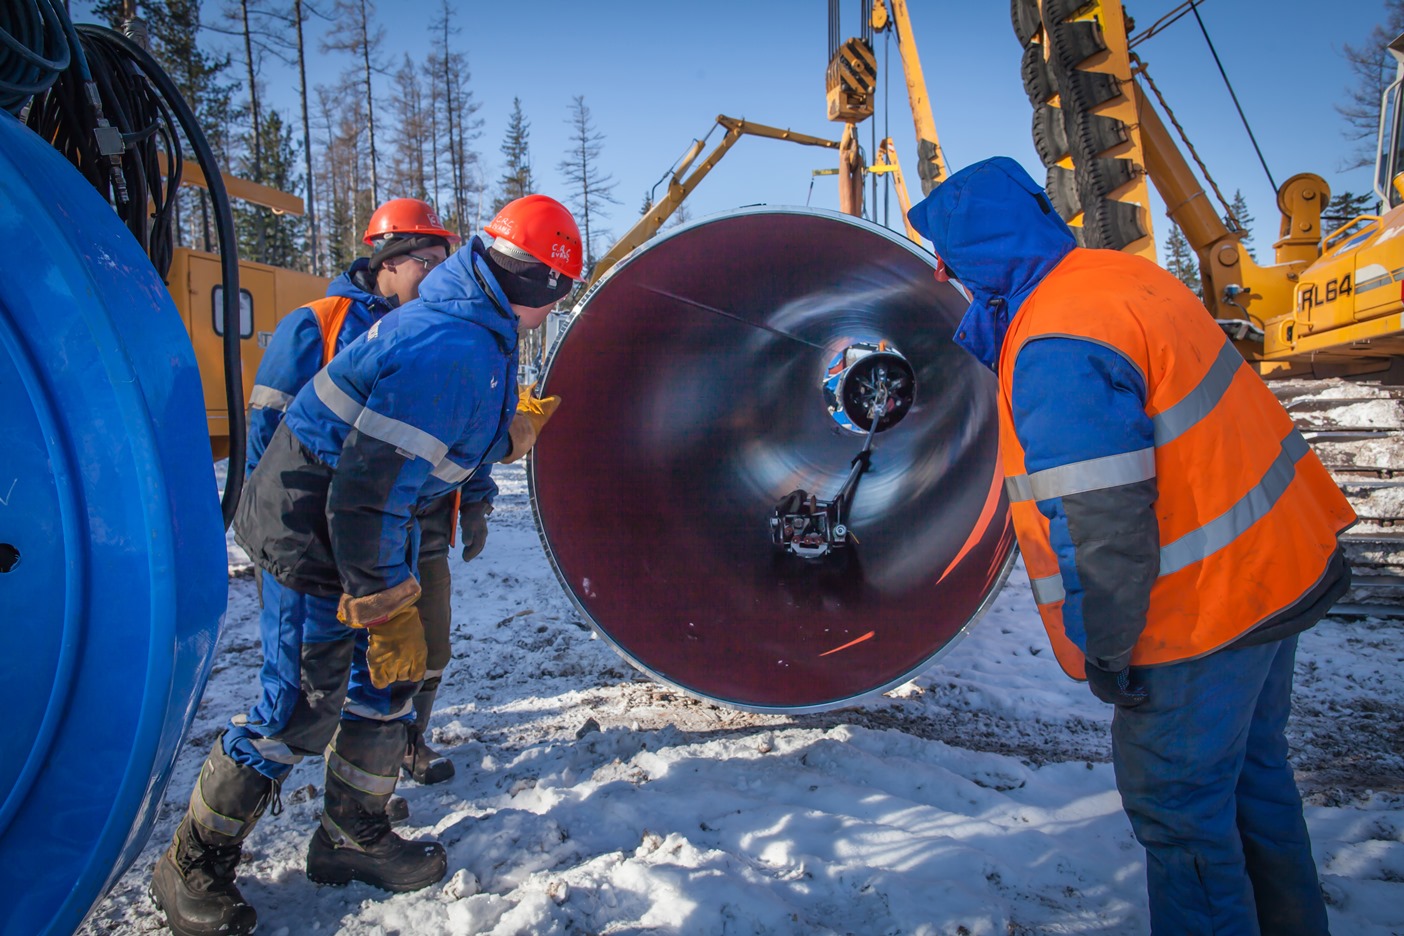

{"left": 361, "top": 605, "right": 427, "bottom": 689}
{"left": 337, "top": 579, "right": 427, "bottom": 689}
{"left": 503, "top": 383, "right": 561, "bottom": 464}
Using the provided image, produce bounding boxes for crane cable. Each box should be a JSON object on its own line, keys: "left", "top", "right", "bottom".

{"left": 1131, "top": 53, "right": 1242, "bottom": 232}
{"left": 1186, "top": 0, "right": 1276, "bottom": 193}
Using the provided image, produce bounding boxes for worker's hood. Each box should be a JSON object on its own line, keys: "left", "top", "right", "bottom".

{"left": 907, "top": 156, "right": 1075, "bottom": 369}
{"left": 330, "top": 257, "right": 395, "bottom": 313}
{"left": 415, "top": 237, "right": 521, "bottom": 347}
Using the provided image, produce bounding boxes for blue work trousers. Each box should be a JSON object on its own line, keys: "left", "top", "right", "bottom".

{"left": 1112, "top": 634, "right": 1329, "bottom": 936}
{"left": 224, "top": 571, "right": 418, "bottom": 781}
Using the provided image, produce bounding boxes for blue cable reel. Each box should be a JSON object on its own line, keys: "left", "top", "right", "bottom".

{"left": 0, "top": 110, "right": 226, "bottom": 935}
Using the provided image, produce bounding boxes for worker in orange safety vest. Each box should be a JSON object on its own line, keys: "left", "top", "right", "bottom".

{"left": 908, "top": 156, "right": 1355, "bottom": 936}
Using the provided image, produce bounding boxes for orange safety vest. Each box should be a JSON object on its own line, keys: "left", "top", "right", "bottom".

{"left": 996, "top": 249, "right": 1356, "bottom": 679}
{"left": 307, "top": 296, "right": 355, "bottom": 367}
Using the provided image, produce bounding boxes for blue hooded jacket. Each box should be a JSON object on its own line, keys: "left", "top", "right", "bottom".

{"left": 908, "top": 158, "right": 1160, "bottom": 671}
{"left": 243, "top": 238, "right": 519, "bottom": 597}
{"left": 907, "top": 156, "right": 1076, "bottom": 369}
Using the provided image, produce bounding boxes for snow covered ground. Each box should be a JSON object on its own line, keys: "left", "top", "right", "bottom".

{"left": 84, "top": 461, "right": 1404, "bottom": 935}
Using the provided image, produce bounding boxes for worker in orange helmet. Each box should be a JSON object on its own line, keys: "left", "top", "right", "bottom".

{"left": 151, "top": 195, "right": 580, "bottom": 936}
{"left": 241, "top": 197, "right": 480, "bottom": 797}
{"left": 909, "top": 157, "right": 1355, "bottom": 936}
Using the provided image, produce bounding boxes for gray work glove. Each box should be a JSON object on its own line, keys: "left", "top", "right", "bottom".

{"left": 460, "top": 500, "right": 492, "bottom": 562}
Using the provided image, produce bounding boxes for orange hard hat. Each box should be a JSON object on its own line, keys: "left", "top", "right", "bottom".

{"left": 362, "top": 198, "right": 458, "bottom": 245}
{"left": 485, "top": 195, "right": 583, "bottom": 280}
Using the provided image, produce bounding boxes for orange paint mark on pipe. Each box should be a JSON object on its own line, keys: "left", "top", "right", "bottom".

{"left": 819, "top": 631, "right": 876, "bottom": 656}
{"left": 935, "top": 444, "right": 1006, "bottom": 587}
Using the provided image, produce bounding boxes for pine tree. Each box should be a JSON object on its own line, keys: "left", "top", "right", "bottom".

{"left": 1164, "top": 222, "right": 1201, "bottom": 298}
{"left": 237, "top": 109, "right": 306, "bottom": 267}
{"left": 1323, "top": 190, "right": 1380, "bottom": 227}
{"left": 557, "top": 95, "right": 620, "bottom": 273}
{"left": 1227, "top": 189, "right": 1255, "bottom": 261}
{"left": 493, "top": 98, "right": 534, "bottom": 214}
{"left": 640, "top": 190, "right": 654, "bottom": 215}
{"left": 1338, "top": 0, "right": 1404, "bottom": 169}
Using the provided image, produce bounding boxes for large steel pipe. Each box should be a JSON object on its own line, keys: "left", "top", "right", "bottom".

{"left": 531, "top": 207, "right": 1014, "bottom": 712}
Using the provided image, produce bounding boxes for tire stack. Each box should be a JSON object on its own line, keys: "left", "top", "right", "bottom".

{"left": 1012, "top": 0, "right": 1147, "bottom": 251}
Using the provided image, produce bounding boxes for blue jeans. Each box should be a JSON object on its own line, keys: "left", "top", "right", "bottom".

{"left": 224, "top": 572, "right": 417, "bottom": 781}
{"left": 1112, "top": 635, "right": 1328, "bottom": 936}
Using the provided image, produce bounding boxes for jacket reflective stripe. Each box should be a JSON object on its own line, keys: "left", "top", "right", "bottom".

{"left": 327, "top": 750, "right": 398, "bottom": 796}
{"left": 431, "top": 458, "right": 473, "bottom": 484}
{"left": 1159, "top": 429, "right": 1310, "bottom": 576}
{"left": 1030, "top": 572, "right": 1065, "bottom": 605}
{"left": 249, "top": 384, "right": 295, "bottom": 412}
{"left": 314, "top": 368, "right": 477, "bottom": 483}
{"left": 314, "top": 369, "right": 449, "bottom": 463}
{"left": 1006, "top": 447, "right": 1156, "bottom": 503}
{"left": 1152, "top": 340, "right": 1243, "bottom": 445}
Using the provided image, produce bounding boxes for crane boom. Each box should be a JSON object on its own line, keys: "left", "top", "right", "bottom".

{"left": 588, "top": 116, "right": 841, "bottom": 286}
{"left": 873, "top": 0, "right": 946, "bottom": 194}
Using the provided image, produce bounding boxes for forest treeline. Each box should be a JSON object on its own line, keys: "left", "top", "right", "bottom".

{"left": 91, "top": 0, "right": 622, "bottom": 281}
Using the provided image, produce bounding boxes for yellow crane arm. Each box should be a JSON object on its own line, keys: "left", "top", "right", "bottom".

{"left": 873, "top": 138, "right": 921, "bottom": 244}
{"left": 873, "top": 0, "right": 945, "bottom": 195}
{"left": 589, "top": 115, "right": 840, "bottom": 286}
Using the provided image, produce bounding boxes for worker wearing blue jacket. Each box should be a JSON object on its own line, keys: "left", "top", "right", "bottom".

{"left": 245, "top": 198, "right": 493, "bottom": 790}
{"left": 151, "top": 195, "right": 582, "bottom": 936}
{"left": 908, "top": 158, "right": 1351, "bottom": 936}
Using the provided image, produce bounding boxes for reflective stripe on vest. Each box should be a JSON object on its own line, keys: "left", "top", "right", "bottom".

{"left": 996, "top": 248, "right": 1355, "bottom": 675}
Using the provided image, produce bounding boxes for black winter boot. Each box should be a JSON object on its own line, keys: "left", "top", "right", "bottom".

{"left": 402, "top": 688, "right": 454, "bottom": 785}
{"left": 306, "top": 719, "right": 447, "bottom": 892}
{"left": 150, "top": 740, "right": 275, "bottom": 936}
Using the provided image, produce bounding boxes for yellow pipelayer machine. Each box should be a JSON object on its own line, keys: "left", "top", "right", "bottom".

{"left": 1016, "top": 0, "right": 1404, "bottom": 380}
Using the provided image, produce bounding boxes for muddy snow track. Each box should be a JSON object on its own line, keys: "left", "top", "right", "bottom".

{"left": 77, "top": 459, "right": 1404, "bottom": 935}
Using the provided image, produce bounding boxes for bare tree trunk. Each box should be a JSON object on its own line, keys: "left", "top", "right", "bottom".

{"left": 358, "top": 0, "right": 379, "bottom": 204}
{"left": 441, "top": 13, "right": 461, "bottom": 235}
{"left": 238, "top": 0, "right": 265, "bottom": 259}
{"left": 294, "top": 0, "right": 319, "bottom": 274}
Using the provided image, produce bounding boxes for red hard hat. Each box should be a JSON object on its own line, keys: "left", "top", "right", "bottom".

{"left": 485, "top": 194, "right": 583, "bottom": 280}
{"left": 362, "top": 198, "right": 458, "bottom": 245}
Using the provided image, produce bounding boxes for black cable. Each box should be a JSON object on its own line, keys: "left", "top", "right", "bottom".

{"left": 23, "top": 13, "right": 245, "bottom": 526}
{"left": 28, "top": 30, "right": 179, "bottom": 274}
{"left": 0, "top": 0, "right": 70, "bottom": 115}
{"left": 77, "top": 25, "right": 246, "bottom": 526}
{"left": 1187, "top": 0, "right": 1276, "bottom": 192}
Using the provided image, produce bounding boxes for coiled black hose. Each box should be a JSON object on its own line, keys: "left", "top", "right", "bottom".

{"left": 0, "top": 0, "right": 70, "bottom": 115}
{"left": 13, "top": 6, "right": 246, "bottom": 528}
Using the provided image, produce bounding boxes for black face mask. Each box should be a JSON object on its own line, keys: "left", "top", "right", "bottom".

{"left": 483, "top": 247, "right": 573, "bottom": 309}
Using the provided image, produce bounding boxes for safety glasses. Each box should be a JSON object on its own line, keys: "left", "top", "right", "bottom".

{"left": 404, "top": 253, "right": 442, "bottom": 271}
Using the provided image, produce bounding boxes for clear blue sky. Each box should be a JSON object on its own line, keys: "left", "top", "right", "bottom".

{"left": 83, "top": 0, "right": 1391, "bottom": 257}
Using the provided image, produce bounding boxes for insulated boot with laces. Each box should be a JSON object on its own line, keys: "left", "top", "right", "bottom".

{"left": 306, "top": 718, "right": 446, "bottom": 892}
{"left": 150, "top": 739, "right": 275, "bottom": 936}
{"left": 402, "top": 687, "right": 455, "bottom": 785}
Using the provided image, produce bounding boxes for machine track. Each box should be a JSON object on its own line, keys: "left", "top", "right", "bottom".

{"left": 1278, "top": 380, "right": 1404, "bottom": 616}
